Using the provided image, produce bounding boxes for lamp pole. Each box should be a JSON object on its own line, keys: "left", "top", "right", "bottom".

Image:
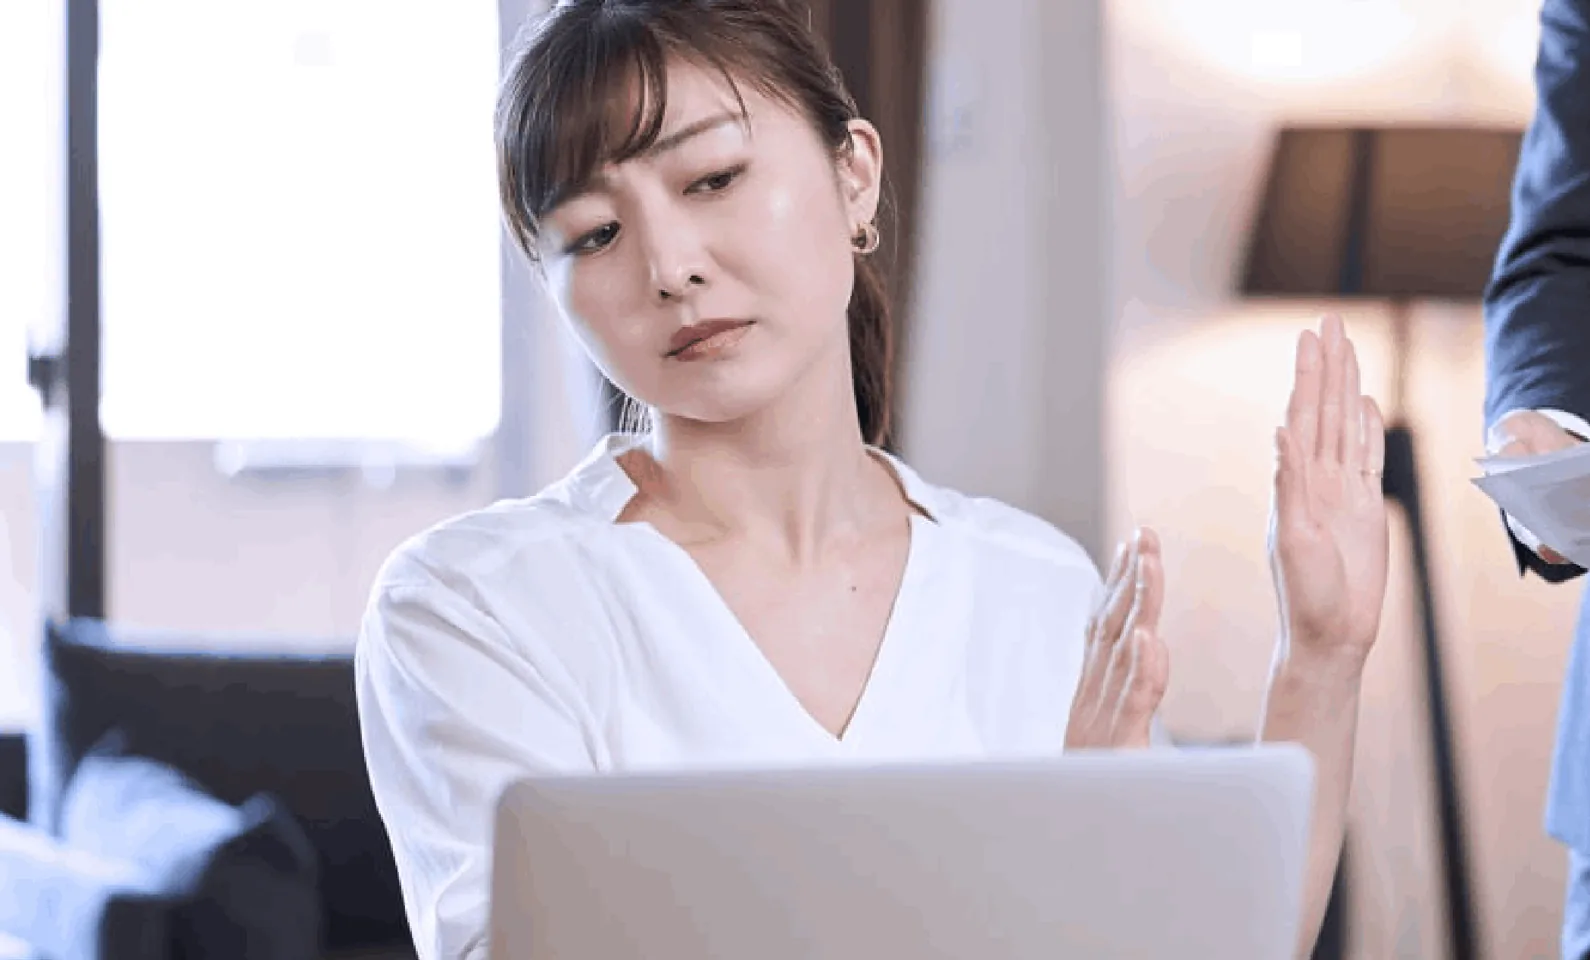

{"left": 1381, "top": 298, "right": 1480, "bottom": 960}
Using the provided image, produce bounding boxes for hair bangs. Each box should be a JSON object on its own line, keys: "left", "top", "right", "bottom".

{"left": 498, "top": 6, "right": 762, "bottom": 258}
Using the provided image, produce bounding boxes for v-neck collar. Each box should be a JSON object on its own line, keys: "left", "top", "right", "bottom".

{"left": 558, "top": 432, "right": 946, "bottom": 752}
{"left": 634, "top": 510, "right": 939, "bottom": 752}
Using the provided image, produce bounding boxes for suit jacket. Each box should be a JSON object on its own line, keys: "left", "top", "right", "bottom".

{"left": 1483, "top": 0, "right": 1590, "bottom": 854}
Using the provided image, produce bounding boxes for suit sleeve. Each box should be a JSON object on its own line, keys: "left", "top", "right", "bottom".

{"left": 1482, "top": 0, "right": 1590, "bottom": 583}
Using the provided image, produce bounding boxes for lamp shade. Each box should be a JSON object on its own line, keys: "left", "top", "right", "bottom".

{"left": 1240, "top": 125, "right": 1524, "bottom": 301}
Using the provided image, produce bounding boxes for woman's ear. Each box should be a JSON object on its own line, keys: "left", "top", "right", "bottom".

{"left": 837, "top": 118, "right": 884, "bottom": 226}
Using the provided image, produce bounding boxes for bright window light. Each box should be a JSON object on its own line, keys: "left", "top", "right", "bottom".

{"left": 1126, "top": 0, "right": 1432, "bottom": 87}
{"left": 97, "top": 0, "right": 503, "bottom": 444}
{"left": 1250, "top": 30, "right": 1306, "bottom": 72}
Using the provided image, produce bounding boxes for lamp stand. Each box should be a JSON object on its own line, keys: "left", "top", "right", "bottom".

{"left": 1382, "top": 299, "right": 1480, "bottom": 959}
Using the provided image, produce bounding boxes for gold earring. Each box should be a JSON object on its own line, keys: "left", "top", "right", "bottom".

{"left": 852, "top": 221, "right": 880, "bottom": 255}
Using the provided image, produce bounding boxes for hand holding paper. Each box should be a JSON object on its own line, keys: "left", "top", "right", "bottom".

{"left": 1473, "top": 441, "right": 1590, "bottom": 570}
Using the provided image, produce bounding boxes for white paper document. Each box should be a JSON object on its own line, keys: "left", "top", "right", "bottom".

{"left": 1472, "top": 443, "right": 1590, "bottom": 569}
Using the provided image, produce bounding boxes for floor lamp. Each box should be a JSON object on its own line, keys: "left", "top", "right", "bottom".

{"left": 1241, "top": 124, "right": 1524, "bottom": 960}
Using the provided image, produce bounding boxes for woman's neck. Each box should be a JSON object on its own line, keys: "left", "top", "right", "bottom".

{"left": 622, "top": 357, "right": 900, "bottom": 561}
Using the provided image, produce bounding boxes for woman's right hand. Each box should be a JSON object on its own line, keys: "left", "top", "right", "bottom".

{"left": 1065, "top": 528, "right": 1170, "bottom": 750}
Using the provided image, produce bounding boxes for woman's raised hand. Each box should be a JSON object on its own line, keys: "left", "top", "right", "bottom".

{"left": 1268, "top": 315, "right": 1389, "bottom": 667}
{"left": 1260, "top": 315, "right": 1390, "bottom": 960}
{"left": 1066, "top": 315, "right": 1388, "bottom": 754}
{"left": 1065, "top": 528, "right": 1170, "bottom": 750}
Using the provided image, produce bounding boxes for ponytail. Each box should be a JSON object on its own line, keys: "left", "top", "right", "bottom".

{"left": 849, "top": 252, "right": 895, "bottom": 448}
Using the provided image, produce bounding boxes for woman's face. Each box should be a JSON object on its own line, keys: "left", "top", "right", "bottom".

{"left": 536, "top": 58, "right": 882, "bottom": 426}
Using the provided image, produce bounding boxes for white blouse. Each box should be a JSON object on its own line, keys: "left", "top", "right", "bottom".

{"left": 355, "top": 434, "right": 1106, "bottom": 960}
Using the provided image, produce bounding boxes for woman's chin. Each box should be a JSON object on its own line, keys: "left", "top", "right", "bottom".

{"left": 633, "top": 343, "right": 842, "bottom": 433}
{"left": 644, "top": 362, "right": 789, "bottom": 424}
{"left": 651, "top": 399, "right": 774, "bottom": 432}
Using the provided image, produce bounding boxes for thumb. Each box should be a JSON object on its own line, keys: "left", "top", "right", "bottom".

{"left": 1273, "top": 426, "right": 1306, "bottom": 532}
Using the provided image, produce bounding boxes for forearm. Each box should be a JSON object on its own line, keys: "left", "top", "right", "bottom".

{"left": 1257, "top": 644, "right": 1365, "bottom": 960}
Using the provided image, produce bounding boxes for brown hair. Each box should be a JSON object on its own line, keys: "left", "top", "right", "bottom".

{"left": 494, "top": 0, "right": 894, "bottom": 446}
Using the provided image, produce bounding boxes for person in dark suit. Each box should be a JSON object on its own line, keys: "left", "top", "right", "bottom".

{"left": 1484, "top": 0, "right": 1590, "bottom": 954}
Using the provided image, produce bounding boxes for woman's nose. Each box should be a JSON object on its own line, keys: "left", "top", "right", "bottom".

{"left": 657, "top": 272, "right": 706, "bottom": 301}
{"left": 635, "top": 204, "right": 709, "bottom": 302}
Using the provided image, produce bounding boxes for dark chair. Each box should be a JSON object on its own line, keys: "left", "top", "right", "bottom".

{"left": 16, "top": 618, "right": 413, "bottom": 959}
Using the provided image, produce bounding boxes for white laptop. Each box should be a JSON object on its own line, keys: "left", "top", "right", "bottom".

{"left": 488, "top": 745, "right": 1314, "bottom": 959}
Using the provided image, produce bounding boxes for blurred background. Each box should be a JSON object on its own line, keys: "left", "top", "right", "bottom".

{"left": 0, "top": 0, "right": 1580, "bottom": 957}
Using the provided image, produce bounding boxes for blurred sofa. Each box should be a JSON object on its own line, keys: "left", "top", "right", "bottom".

{"left": 0, "top": 618, "right": 414, "bottom": 959}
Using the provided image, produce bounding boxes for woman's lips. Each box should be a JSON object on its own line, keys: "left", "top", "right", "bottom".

{"left": 667, "top": 319, "right": 754, "bottom": 360}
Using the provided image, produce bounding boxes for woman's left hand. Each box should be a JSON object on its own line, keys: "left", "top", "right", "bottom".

{"left": 1066, "top": 528, "right": 1170, "bottom": 751}
{"left": 1268, "top": 315, "right": 1390, "bottom": 668}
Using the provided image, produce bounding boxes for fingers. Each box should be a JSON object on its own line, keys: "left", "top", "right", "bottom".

{"left": 1112, "top": 628, "right": 1170, "bottom": 748}
{"left": 1285, "top": 316, "right": 1379, "bottom": 480}
{"left": 1287, "top": 329, "right": 1323, "bottom": 462}
{"left": 1340, "top": 329, "right": 1364, "bottom": 470}
{"left": 1487, "top": 409, "right": 1586, "bottom": 458}
{"left": 1095, "top": 539, "right": 1139, "bottom": 648}
{"left": 1098, "top": 627, "right": 1138, "bottom": 729}
{"left": 1079, "top": 538, "right": 1137, "bottom": 706}
{"left": 1273, "top": 424, "right": 1306, "bottom": 528}
{"left": 1099, "top": 534, "right": 1163, "bottom": 726}
{"left": 1071, "top": 528, "right": 1171, "bottom": 751}
{"left": 1086, "top": 541, "right": 1130, "bottom": 648}
{"left": 1089, "top": 540, "right": 1143, "bottom": 712}
{"left": 1318, "top": 315, "right": 1345, "bottom": 462}
{"left": 1120, "top": 532, "right": 1164, "bottom": 645}
{"left": 1362, "top": 396, "right": 1386, "bottom": 481}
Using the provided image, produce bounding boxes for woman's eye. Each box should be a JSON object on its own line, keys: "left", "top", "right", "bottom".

{"left": 687, "top": 164, "right": 745, "bottom": 195}
{"left": 568, "top": 222, "right": 619, "bottom": 256}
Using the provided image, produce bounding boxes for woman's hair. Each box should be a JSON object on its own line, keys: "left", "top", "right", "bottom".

{"left": 495, "top": 0, "right": 894, "bottom": 447}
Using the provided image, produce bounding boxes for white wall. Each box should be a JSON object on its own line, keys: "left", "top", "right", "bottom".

{"left": 900, "top": 0, "right": 1109, "bottom": 561}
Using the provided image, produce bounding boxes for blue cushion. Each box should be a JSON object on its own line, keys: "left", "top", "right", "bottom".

{"left": 60, "top": 739, "right": 321, "bottom": 959}
{"left": 0, "top": 812, "right": 168, "bottom": 960}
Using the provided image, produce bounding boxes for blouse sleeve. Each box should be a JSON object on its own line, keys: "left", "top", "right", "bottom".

{"left": 355, "top": 567, "right": 600, "bottom": 960}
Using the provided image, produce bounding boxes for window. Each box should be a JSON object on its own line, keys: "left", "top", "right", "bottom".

{"left": 0, "top": 2, "right": 57, "bottom": 445}
{"left": 0, "top": 1, "right": 60, "bottom": 733}
{"left": 0, "top": 2, "right": 505, "bottom": 731}
{"left": 97, "top": 0, "right": 503, "bottom": 446}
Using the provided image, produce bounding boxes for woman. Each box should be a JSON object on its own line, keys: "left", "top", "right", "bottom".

{"left": 355, "top": 1, "right": 1389, "bottom": 957}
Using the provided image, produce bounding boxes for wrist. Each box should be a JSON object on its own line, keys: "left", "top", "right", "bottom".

{"left": 1270, "top": 637, "right": 1367, "bottom": 699}
{"left": 1260, "top": 642, "right": 1365, "bottom": 743}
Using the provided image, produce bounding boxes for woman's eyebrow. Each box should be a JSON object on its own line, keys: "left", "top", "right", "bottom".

{"left": 643, "top": 111, "right": 745, "bottom": 158}
{"left": 548, "top": 112, "right": 746, "bottom": 210}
